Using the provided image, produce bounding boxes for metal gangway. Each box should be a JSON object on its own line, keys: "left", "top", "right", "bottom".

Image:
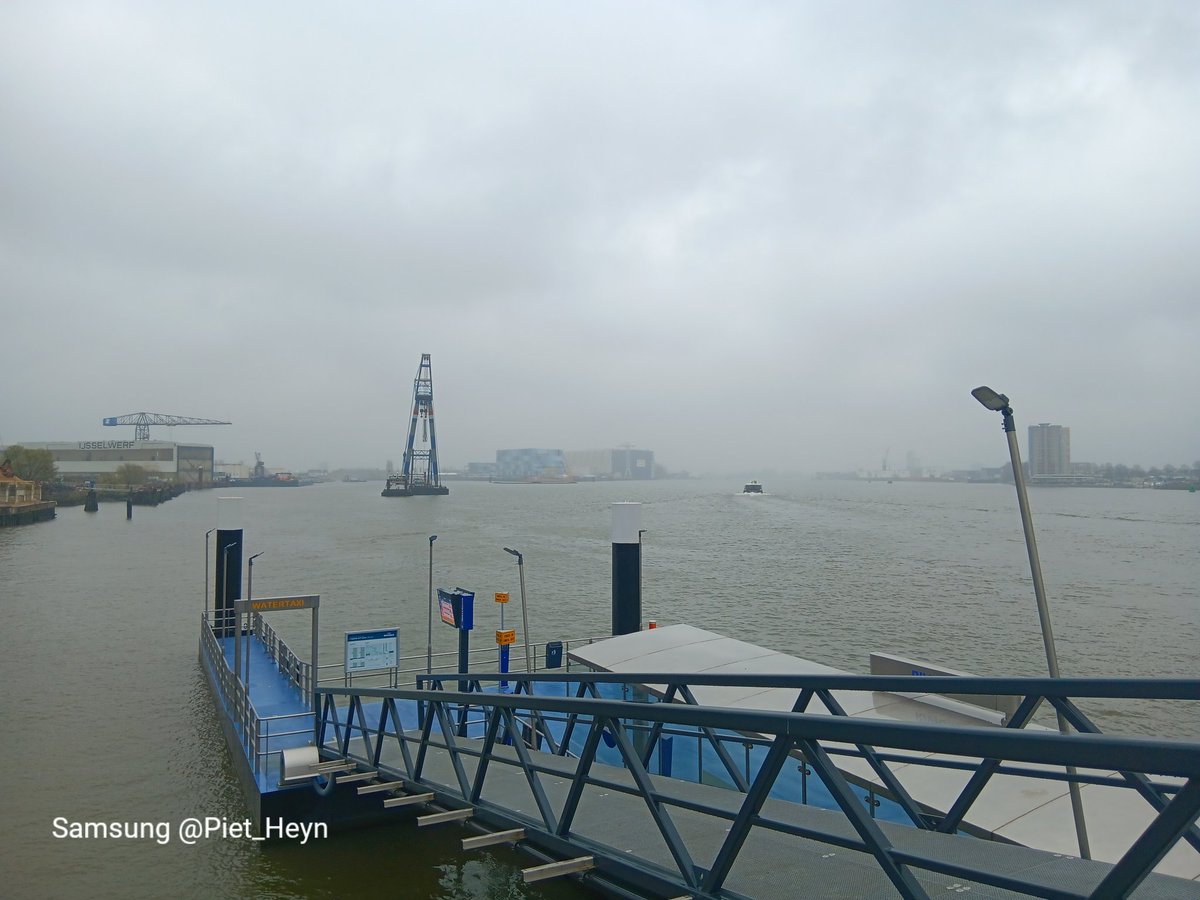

{"left": 313, "top": 670, "right": 1200, "bottom": 900}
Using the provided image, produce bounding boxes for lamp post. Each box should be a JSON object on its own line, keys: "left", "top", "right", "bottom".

{"left": 245, "top": 551, "right": 263, "bottom": 688}
{"left": 204, "top": 528, "right": 216, "bottom": 623}
{"left": 504, "top": 547, "right": 532, "bottom": 674}
{"left": 971, "top": 385, "right": 1091, "bottom": 859}
{"left": 427, "top": 535, "right": 437, "bottom": 675}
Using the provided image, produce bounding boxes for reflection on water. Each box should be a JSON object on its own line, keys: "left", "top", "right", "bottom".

{"left": 1, "top": 477, "right": 1196, "bottom": 898}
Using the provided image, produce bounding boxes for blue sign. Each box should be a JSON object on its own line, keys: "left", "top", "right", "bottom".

{"left": 436, "top": 588, "right": 474, "bottom": 630}
{"left": 102, "top": 417, "right": 117, "bottom": 426}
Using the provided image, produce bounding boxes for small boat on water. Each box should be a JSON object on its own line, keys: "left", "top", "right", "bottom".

{"left": 742, "top": 480, "right": 763, "bottom": 493}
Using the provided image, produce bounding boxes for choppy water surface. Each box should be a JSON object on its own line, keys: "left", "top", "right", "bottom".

{"left": 1, "top": 477, "right": 1196, "bottom": 898}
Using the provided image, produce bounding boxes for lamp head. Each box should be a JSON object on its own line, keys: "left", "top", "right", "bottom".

{"left": 971, "top": 386, "right": 1010, "bottom": 412}
{"left": 503, "top": 547, "right": 521, "bottom": 559}
{"left": 429, "top": 534, "right": 437, "bottom": 544}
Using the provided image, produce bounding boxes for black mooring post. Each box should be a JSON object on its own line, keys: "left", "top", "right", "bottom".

{"left": 458, "top": 628, "right": 470, "bottom": 695}
{"left": 611, "top": 502, "right": 642, "bottom": 635}
{"left": 214, "top": 497, "right": 244, "bottom": 640}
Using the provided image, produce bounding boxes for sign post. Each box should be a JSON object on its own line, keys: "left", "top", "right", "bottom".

{"left": 437, "top": 588, "right": 474, "bottom": 693}
{"left": 233, "top": 594, "right": 320, "bottom": 716}
{"left": 344, "top": 629, "right": 399, "bottom": 682}
{"left": 495, "top": 592, "right": 514, "bottom": 690}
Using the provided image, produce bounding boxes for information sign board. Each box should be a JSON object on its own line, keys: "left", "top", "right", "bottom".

{"left": 344, "top": 628, "right": 399, "bottom": 674}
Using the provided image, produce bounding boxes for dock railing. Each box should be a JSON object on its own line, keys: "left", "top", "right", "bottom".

{"left": 200, "top": 613, "right": 314, "bottom": 783}
{"left": 250, "top": 611, "right": 313, "bottom": 699}
{"left": 313, "top": 635, "right": 603, "bottom": 691}
{"left": 317, "top": 670, "right": 1200, "bottom": 900}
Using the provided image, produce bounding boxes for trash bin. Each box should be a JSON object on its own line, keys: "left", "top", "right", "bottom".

{"left": 545, "top": 640, "right": 563, "bottom": 669}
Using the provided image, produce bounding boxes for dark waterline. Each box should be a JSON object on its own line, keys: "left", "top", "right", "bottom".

{"left": 2, "top": 477, "right": 1197, "bottom": 898}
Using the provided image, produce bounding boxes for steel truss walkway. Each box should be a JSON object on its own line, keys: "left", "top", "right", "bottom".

{"left": 313, "top": 671, "right": 1200, "bottom": 900}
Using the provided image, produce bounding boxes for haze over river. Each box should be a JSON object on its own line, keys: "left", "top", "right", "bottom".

{"left": 2, "top": 476, "right": 1196, "bottom": 899}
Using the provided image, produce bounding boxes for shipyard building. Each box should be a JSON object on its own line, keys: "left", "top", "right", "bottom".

{"left": 565, "top": 448, "right": 655, "bottom": 479}
{"left": 495, "top": 448, "right": 568, "bottom": 480}
{"left": 483, "top": 447, "right": 656, "bottom": 481}
{"left": 18, "top": 441, "right": 215, "bottom": 483}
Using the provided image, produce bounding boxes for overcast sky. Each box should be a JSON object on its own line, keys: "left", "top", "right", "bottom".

{"left": 3, "top": 2, "right": 1198, "bottom": 474}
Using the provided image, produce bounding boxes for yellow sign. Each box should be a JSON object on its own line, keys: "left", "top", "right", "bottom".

{"left": 494, "top": 592, "right": 509, "bottom": 603}
{"left": 496, "top": 629, "right": 516, "bottom": 646}
{"left": 252, "top": 598, "right": 305, "bottom": 611}
{"left": 235, "top": 594, "right": 320, "bottom": 614}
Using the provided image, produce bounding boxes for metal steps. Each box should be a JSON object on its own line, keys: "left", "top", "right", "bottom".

{"left": 522, "top": 856, "right": 595, "bottom": 884}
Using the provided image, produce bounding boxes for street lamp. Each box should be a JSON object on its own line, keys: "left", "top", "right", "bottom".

{"left": 971, "top": 385, "right": 1091, "bottom": 859}
{"left": 204, "top": 528, "right": 216, "bottom": 623}
{"left": 427, "top": 535, "right": 437, "bottom": 675}
{"left": 248, "top": 552, "right": 264, "bottom": 601}
{"left": 246, "top": 552, "right": 264, "bottom": 685}
{"left": 504, "top": 547, "right": 532, "bottom": 674}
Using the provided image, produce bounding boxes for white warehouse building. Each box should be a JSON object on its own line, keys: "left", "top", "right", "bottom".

{"left": 17, "top": 441, "right": 215, "bottom": 483}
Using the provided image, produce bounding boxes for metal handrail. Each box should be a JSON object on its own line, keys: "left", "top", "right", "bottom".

{"left": 251, "top": 612, "right": 311, "bottom": 697}
{"left": 201, "top": 613, "right": 314, "bottom": 780}
{"left": 316, "top": 671, "right": 1200, "bottom": 900}
{"left": 312, "top": 634, "right": 603, "bottom": 688}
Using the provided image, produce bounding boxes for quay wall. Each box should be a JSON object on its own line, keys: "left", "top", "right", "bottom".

{"left": 0, "top": 501, "right": 56, "bottom": 528}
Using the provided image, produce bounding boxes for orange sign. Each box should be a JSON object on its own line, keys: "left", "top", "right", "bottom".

{"left": 496, "top": 629, "right": 516, "bottom": 646}
{"left": 494, "top": 592, "right": 509, "bottom": 603}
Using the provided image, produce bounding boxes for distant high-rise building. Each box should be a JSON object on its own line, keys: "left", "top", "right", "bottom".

{"left": 496, "top": 448, "right": 567, "bottom": 480}
{"left": 1028, "top": 424, "right": 1070, "bottom": 477}
{"left": 905, "top": 450, "right": 923, "bottom": 479}
{"left": 564, "top": 448, "right": 655, "bottom": 480}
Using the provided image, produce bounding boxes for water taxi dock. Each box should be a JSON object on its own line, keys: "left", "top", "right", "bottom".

{"left": 199, "top": 609, "right": 1200, "bottom": 898}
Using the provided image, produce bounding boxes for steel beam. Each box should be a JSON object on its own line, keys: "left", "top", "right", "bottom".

{"left": 522, "top": 856, "right": 594, "bottom": 884}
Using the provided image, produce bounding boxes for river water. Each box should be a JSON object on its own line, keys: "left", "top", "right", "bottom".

{"left": 1, "top": 476, "right": 1197, "bottom": 899}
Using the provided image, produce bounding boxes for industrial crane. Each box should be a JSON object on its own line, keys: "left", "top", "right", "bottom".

{"left": 102, "top": 412, "right": 231, "bottom": 442}
{"left": 382, "top": 354, "right": 449, "bottom": 497}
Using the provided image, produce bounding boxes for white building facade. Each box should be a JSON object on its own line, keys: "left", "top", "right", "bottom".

{"left": 19, "top": 441, "right": 214, "bottom": 483}
{"left": 1027, "top": 424, "right": 1070, "bottom": 477}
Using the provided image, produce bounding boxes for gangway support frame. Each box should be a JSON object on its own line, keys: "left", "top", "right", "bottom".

{"left": 314, "top": 669, "right": 1200, "bottom": 900}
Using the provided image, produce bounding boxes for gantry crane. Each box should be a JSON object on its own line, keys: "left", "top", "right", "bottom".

{"left": 382, "top": 354, "right": 449, "bottom": 497}
{"left": 102, "top": 412, "right": 231, "bottom": 442}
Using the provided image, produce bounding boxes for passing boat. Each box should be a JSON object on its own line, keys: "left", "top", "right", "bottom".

{"left": 742, "top": 480, "right": 763, "bottom": 493}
